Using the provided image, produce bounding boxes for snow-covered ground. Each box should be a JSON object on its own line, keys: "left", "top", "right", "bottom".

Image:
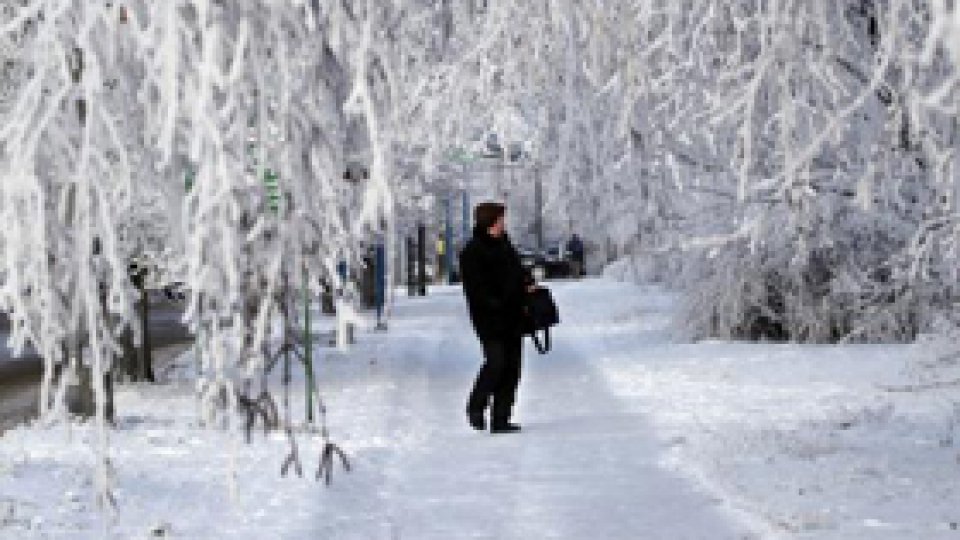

{"left": 575, "top": 281, "right": 960, "bottom": 539}
{"left": 0, "top": 278, "right": 957, "bottom": 538}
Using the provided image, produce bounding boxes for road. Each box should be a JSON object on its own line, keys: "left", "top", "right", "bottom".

{"left": 0, "top": 303, "right": 193, "bottom": 432}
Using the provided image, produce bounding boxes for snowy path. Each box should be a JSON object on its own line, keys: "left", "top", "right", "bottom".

{"left": 3, "top": 278, "right": 957, "bottom": 539}
{"left": 309, "top": 281, "right": 752, "bottom": 539}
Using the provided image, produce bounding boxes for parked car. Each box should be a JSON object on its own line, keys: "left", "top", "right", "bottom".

{"left": 517, "top": 244, "right": 573, "bottom": 280}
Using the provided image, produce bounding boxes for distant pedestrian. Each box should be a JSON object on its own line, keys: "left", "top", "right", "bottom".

{"left": 436, "top": 233, "right": 446, "bottom": 284}
{"left": 566, "top": 233, "right": 585, "bottom": 278}
{"left": 460, "top": 202, "right": 534, "bottom": 434}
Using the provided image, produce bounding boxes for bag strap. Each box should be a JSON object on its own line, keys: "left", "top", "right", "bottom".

{"left": 531, "top": 327, "right": 551, "bottom": 354}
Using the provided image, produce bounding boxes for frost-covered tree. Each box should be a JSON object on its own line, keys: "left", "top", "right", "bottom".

{"left": 477, "top": 0, "right": 960, "bottom": 344}
{"left": 2, "top": 0, "right": 960, "bottom": 514}
{"left": 0, "top": 0, "right": 462, "bottom": 504}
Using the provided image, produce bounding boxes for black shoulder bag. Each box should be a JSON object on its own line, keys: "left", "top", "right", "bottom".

{"left": 523, "top": 287, "right": 560, "bottom": 354}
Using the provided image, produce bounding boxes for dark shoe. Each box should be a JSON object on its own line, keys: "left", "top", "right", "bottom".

{"left": 467, "top": 411, "right": 486, "bottom": 431}
{"left": 490, "top": 422, "right": 521, "bottom": 434}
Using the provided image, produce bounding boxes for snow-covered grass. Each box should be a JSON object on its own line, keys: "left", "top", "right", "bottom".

{"left": 1, "top": 278, "right": 958, "bottom": 538}
{"left": 570, "top": 280, "right": 960, "bottom": 539}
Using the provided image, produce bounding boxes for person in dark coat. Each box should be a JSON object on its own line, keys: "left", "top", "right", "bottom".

{"left": 566, "top": 233, "right": 585, "bottom": 278}
{"left": 460, "top": 202, "right": 533, "bottom": 434}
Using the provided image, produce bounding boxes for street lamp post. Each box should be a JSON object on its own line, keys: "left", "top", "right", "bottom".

{"left": 535, "top": 163, "right": 543, "bottom": 254}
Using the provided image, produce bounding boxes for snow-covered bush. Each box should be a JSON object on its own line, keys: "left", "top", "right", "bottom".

{"left": 584, "top": 0, "right": 960, "bottom": 344}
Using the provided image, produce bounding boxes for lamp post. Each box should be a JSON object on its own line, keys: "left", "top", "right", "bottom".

{"left": 444, "top": 150, "right": 477, "bottom": 283}
{"left": 535, "top": 162, "right": 543, "bottom": 254}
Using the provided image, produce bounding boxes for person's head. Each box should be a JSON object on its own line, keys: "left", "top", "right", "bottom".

{"left": 474, "top": 202, "right": 506, "bottom": 238}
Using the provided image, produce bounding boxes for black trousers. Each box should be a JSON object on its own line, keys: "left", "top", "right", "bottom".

{"left": 467, "top": 336, "right": 522, "bottom": 423}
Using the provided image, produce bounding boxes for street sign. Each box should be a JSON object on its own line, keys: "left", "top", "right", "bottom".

{"left": 263, "top": 169, "right": 280, "bottom": 213}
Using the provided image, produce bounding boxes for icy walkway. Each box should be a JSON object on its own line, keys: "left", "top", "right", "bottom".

{"left": 310, "top": 280, "right": 751, "bottom": 539}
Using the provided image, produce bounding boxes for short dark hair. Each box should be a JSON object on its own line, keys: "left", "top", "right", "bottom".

{"left": 474, "top": 202, "right": 506, "bottom": 230}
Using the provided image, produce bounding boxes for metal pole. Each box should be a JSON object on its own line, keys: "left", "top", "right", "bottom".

{"left": 462, "top": 189, "right": 470, "bottom": 244}
{"left": 375, "top": 237, "right": 387, "bottom": 330}
{"left": 406, "top": 234, "right": 416, "bottom": 296}
{"left": 282, "top": 272, "right": 291, "bottom": 427}
{"left": 303, "top": 270, "right": 315, "bottom": 423}
{"left": 535, "top": 164, "right": 544, "bottom": 253}
{"left": 417, "top": 223, "right": 427, "bottom": 296}
{"left": 444, "top": 195, "right": 454, "bottom": 284}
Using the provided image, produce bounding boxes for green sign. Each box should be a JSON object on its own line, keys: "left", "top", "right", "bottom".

{"left": 186, "top": 162, "right": 280, "bottom": 215}
{"left": 263, "top": 169, "right": 280, "bottom": 213}
{"left": 446, "top": 147, "right": 478, "bottom": 164}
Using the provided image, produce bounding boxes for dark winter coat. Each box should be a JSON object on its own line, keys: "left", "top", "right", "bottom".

{"left": 566, "top": 235, "right": 585, "bottom": 262}
{"left": 460, "top": 227, "right": 531, "bottom": 341}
